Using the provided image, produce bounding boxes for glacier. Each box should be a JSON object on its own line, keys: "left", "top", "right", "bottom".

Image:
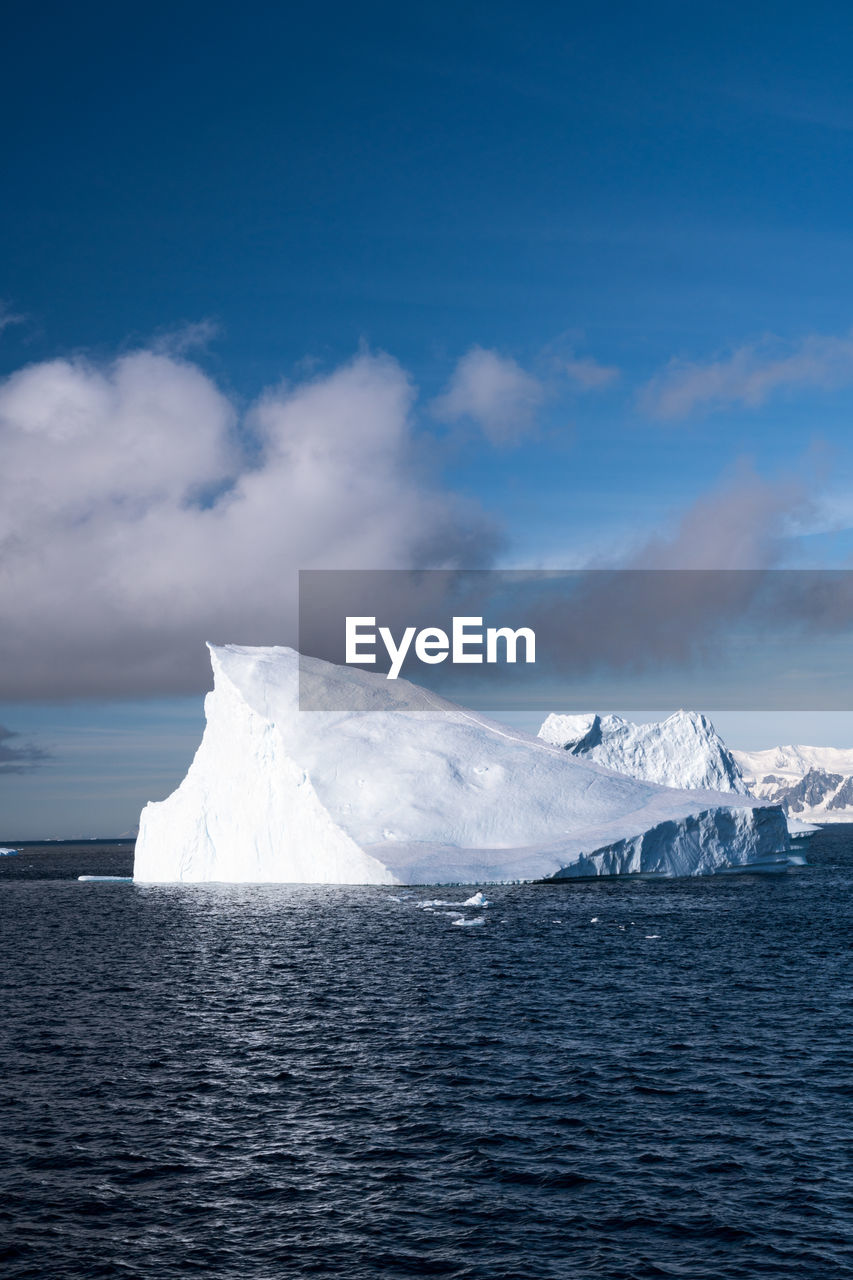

{"left": 133, "top": 645, "right": 789, "bottom": 885}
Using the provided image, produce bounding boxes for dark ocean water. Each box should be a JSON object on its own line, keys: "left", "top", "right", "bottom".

{"left": 1, "top": 832, "right": 852, "bottom": 1280}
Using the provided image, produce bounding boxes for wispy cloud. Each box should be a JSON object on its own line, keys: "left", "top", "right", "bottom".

{"left": 0, "top": 726, "right": 49, "bottom": 774}
{"left": 632, "top": 464, "right": 811, "bottom": 569}
{"left": 151, "top": 318, "right": 221, "bottom": 356}
{"left": 641, "top": 329, "right": 853, "bottom": 419}
{"left": 431, "top": 346, "right": 544, "bottom": 445}
{"left": 562, "top": 354, "right": 620, "bottom": 390}
{"left": 520, "top": 468, "right": 818, "bottom": 688}
{"left": 0, "top": 303, "right": 26, "bottom": 336}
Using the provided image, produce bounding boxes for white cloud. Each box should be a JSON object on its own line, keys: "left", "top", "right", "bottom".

{"left": 0, "top": 349, "right": 496, "bottom": 698}
{"left": 641, "top": 330, "right": 853, "bottom": 419}
{"left": 431, "top": 346, "right": 544, "bottom": 444}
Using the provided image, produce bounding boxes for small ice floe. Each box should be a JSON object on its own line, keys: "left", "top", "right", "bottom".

{"left": 645, "top": 934, "right": 661, "bottom": 940}
{"left": 416, "top": 898, "right": 452, "bottom": 909}
{"left": 452, "top": 916, "right": 485, "bottom": 927}
{"left": 0, "top": 847, "right": 19, "bottom": 856}
{"left": 787, "top": 818, "right": 820, "bottom": 841}
{"left": 77, "top": 875, "right": 133, "bottom": 882}
{"left": 463, "top": 891, "right": 490, "bottom": 907}
{"left": 590, "top": 917, "right": 600, "bottom": 923}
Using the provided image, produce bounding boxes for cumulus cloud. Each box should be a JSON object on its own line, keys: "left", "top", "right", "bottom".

{"left": 431, "top": 346, "right": 544, "bottom": 444}
{"left": 0, "top": 349, "right": 497, "bottom": 698}
{"left": 0, "top": 725, "right": 48, "bottom": 774}
{"left": 641, "top": 329, "right": 853, "bottom": 419}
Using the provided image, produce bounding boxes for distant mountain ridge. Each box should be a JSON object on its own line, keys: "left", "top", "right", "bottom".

{"left": 733, "top": 746, "right": 853, "bottom": 822}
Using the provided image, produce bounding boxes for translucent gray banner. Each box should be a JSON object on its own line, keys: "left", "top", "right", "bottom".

{"left": 298, "top": 569, "right": 853, "bottom": 711}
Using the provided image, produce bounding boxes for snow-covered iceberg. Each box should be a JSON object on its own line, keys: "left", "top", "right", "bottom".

{"left": 539, "top": 709, "right": 748, "bottom": 793}
{"left": 134, "top": 645, "right": 789, "bottom": 885}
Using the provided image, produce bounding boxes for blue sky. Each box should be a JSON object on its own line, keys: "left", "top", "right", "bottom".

{"left": 6, "top": 1, "right": 853, "bottom": 834}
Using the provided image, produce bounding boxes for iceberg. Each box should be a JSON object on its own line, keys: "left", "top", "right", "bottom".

{"left": 77, "top": 875, "right": 133, "bottom": 882}
{"left": 538, "top": 710, "right": 823, "bottom": 842}
{"left": 538, "top": 710, "right": 748, "bottom": 793}
{"left": 134, "top": 645, "right": 788, "bottom": 885}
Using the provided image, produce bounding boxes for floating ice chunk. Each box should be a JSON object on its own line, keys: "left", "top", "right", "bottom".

{"left": 786, "top": 817, "right": 821, "bottom": 839}
{"left": 590, "top": 917, "right": 600, "bottom": 923}
{"left": 77, "top": 875, "right": 133, "bottom": 882}
{"left": 452, "top": 916, "right": 485, "bottom": 927}
{"left": 0, "top": 847, "right": 18, "bottom": 856}
{"left": 463, "top": 891, "right": 490, "bottom": 907}
{"left": 645, "top": 934, "right": 661, "bottom": 939}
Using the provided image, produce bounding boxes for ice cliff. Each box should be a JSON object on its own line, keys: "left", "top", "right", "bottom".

{"left": 538, "top": 710, "right": 749, "bottom": 793}
{"left": 134, "top": 645, "right": 789, "bottom": 884}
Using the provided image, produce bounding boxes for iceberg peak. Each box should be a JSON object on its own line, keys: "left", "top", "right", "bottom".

{"left": 538, "top": 708, "right": 748, "bottom": 795}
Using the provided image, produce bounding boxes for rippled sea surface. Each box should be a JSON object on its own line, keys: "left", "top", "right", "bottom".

{"left": 2, "top": 832, "right": 853, "bottom": 1280}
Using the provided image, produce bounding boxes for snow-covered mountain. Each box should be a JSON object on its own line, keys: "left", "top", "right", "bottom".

{"left": 134, "top": 645, "right": 789, "bottom": 884}
{"left": 538, "top": 710, "right": 749, "bottom": 794}
{"left": 733, "top": 746, "right": 853, "bottom": 823}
